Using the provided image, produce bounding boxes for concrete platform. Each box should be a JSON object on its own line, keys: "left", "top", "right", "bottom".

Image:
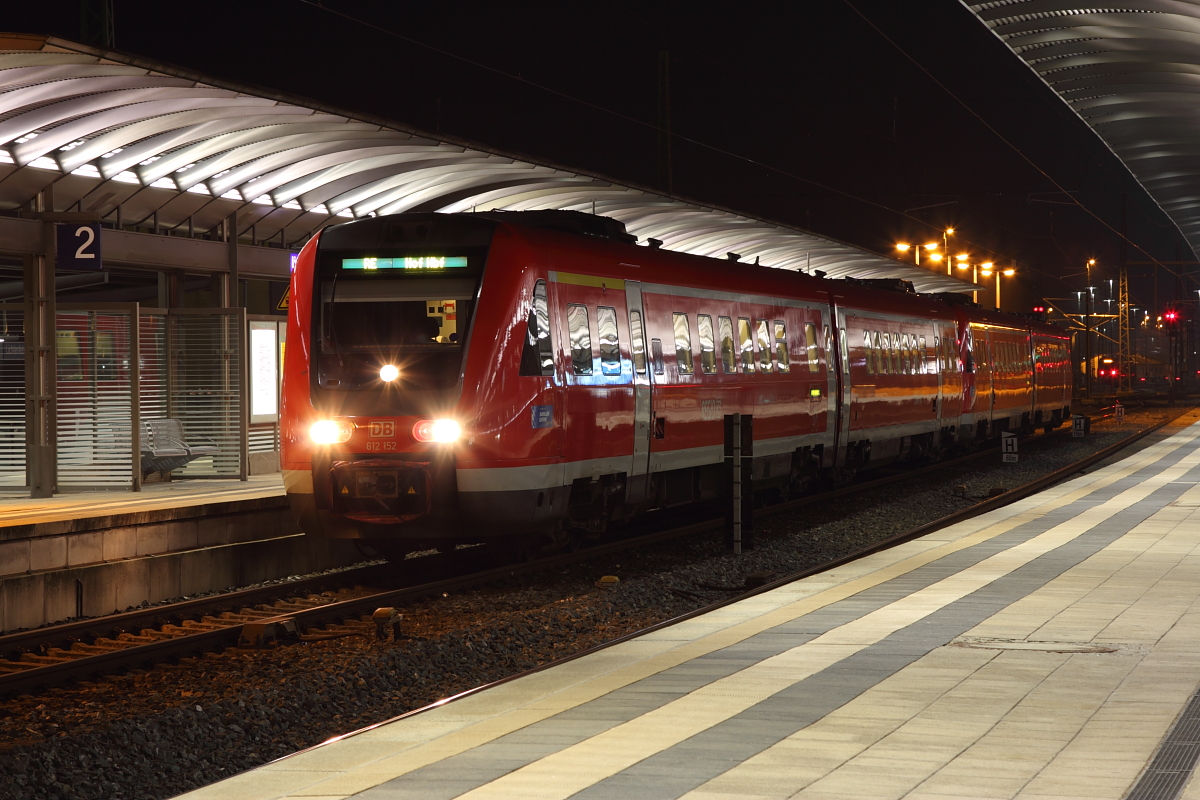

{"left": 177, "top": 412, "right": 1200, "bottom": 800}
{"left": 0, "top": 476, "right": 358, "bottom": 632}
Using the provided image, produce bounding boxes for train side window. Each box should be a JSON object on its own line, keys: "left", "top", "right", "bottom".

{"left": 803, "top": 322, "right": 818, "bottom": 373}
{"left": 629, "top": 309, "right": 647, "bottom": 375}
{"left": 629, "top": 309, "right": 647, "bottom": 374}
{"left": 864, "top": 331, "right": 874, "bottom": 375}
{"left": 566, "top": 304, "right": 593, "bottom": 376}
{"left": 651, "top": 337, "right": 665, "bottom": 375}
{"left": 597, "top": 306, "right": 621, "bottom": 376}
{"left": 698, "top": 314, "right": 717, "bottom": 374}
{"left": 738, "top": 318, "right": 755, "bottom": 373}
{"left": 672, "top": 312, "right": 694, "bottom": 374}
{"left": 901, "top": 334, "right": 911, "bottom": 375}
{"left": 719, "top": 316, "right": 736, "bottom": 373}
{"left": 874, "top": 332, "right": 885, "bottom": 374}
{"left": 840, "top": 328, "right": 850, "bottom": 375}
{"left": 57, "top": 330, "right": 83, "bottom": 381}
{"left": 920, "top": 336, "right": 928, "bottom": 374}
{"left": 755, "top": 319, "right": 772, "bottom": 372}
{"left": 520, "top": 280, "right": 555, "bottom": 377}
{"left": 777, "top": 321, "right": 792, "bottom": 372}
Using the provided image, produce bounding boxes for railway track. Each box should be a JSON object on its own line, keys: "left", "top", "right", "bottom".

{"left": 0, "top": 405, "right": 1180, "bottom": 698}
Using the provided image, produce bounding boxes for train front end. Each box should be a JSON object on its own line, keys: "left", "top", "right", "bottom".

{"left": 281, "top": 214, "right": 495, "bottom": 556}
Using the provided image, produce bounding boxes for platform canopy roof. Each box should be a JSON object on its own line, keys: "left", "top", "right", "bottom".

{"left": 963, "top": 0, "right": 1200, "bottom": 258}
{"left": 0, "top": 33, "right": 978, "bottom": 292}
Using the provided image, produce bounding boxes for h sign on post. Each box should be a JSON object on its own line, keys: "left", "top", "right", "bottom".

{"left": 1001, "top": 431, "right": 1018, "bottom": 463}
{"left": 56, "top": 222, "right": 102, "bottom": 270}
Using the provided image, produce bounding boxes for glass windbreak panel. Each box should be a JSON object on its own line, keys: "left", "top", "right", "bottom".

{"left": 673, "top": 313, "right": 693, "bottom": 374}
{"left": 57, "top": 330, "right": 83, "bottom": 381}
{"left": 755, "top": 319, "right": 772, "bottom": 372}
{"left": 96, "top": 331, "right": 119, "bottom": 377}
{"left": 738, "top": 318, "right": 755, "bottom": 372}
{"left": 719, "top": 316, "right": 736, "bottom": 373}
{"left": 629, "top": 309, "right": 647, "bottom": 374}
{"left": 804, "top": 323, "right": 818, "bottom": 373}
{"left": 776, "top": 321, "right": 790, "bottom": 372}
{"left": 567, "top": 304, "right": 593, "bottom": 376}
{"left": 864, "top": 331, "right": 874, "bottom": 375}
{"left": 520, "top": 280, "right": 554, "bottom": 377}
{"left": 597, "top": 306, "right": 620, "bottom": 376}
{"left": 698, "top": 315, "right": 716, "bottom": 374}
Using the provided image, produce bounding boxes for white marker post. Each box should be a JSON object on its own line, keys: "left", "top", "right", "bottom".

{"left": 1002, "top": 431, "right": 1018, "bottom": 463}
{"left": 1115, "top": 402, "right": 1125, "bottom": 425}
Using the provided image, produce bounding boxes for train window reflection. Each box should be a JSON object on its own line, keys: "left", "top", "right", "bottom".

{"left": 840, "top": 328, "right": 850, "bottom": 375}
{"left": 719, "top": 316, "right": 736, "bottom": 373}
{"left": 567, "top": 304, "right": 593, "bottom": 376}
{"left": 920, "top": 336, "right": 927, "bottom": 374}
{"left": 597, "top": 307, "right": 620, "bottom": 376}
{"left": 520, "top": 280, "right": 555, "bottom": 377}
{"left": 873, "top": 332, "right": 884, "bottom": 374}
{"left": 697, "top": 315, "right": 716, "bottom": 374}
{"left": 864, "top": 331, "right": 874, "bottom": 375}
{"left": 755, "top": 320, "right": 772, "bottom": 372}
{"left": 738, "top": 318, "right": 755, "bottom": 373}
{"left": 651, "top": 337, "right": 665, "bottom": 375}
{"left": 777, "top": 321, "right": 792, "bottom": 372}
{"left": 803, "top": 323, "right": 817, "bottom": 373}
{"left": 629, "top": 309, "right": 647, "bottom": 375}
{"left": 672, "top": 313, "right": 693, "bottom": 374}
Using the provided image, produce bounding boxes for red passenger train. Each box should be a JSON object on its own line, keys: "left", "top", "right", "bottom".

{"left": 280, "top": 211, "right": 1071, "bottom": 557}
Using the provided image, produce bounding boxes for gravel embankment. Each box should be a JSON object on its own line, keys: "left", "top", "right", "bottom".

{"left": 0, "top": 405, "right": 1189, "bottom": 800}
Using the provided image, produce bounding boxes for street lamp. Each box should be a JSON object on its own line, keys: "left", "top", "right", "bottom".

{"left": 943, "top": 228, "right": 955, "bottom": 275}
{"left": 896, "top": 242, "right": 940, "bottom": 266}
{"left": 1085, "top": 259, "right": 1096, "bottom": 398}
{"left": 977, "top": 265, "right": 1013, "bottom": 309}
{"left": 956, "top": 259, "right": 990, "bottom": 304}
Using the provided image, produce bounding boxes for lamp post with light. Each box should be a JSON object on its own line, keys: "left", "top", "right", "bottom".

{"left": 896, "top": 242, "right": 940, "bottom": 267}
{"left": 1085, "top": 259, "right": 1095, "bottom": 399}
{"left": 942, "top": 228, "right": 955, "bottom": 275}
{"left": 977, "top": 266, "right": 1016, "bottom": 309}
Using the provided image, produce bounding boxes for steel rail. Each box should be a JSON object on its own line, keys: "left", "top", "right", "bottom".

{"left": 0, "top": 407, "right": 1180, "bottom": 697}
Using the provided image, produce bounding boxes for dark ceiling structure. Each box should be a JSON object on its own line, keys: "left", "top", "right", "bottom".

{"left": 964, "top": 0, "right": 1200, "bottom": 261}
{"left": 0, "top": 33, "right": 977, "bottom": 293}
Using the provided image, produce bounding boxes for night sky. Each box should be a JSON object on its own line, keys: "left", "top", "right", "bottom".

{"left": 8, "top": 1, "right": 1189, "bottom": 314}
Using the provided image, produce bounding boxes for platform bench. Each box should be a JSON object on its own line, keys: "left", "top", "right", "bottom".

{"left": 141, "top": 419, "right": 220, "bottom": 477}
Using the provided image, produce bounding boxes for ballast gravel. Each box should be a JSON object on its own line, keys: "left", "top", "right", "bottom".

{"left": 0, "top": 406, "right": 1187, "bottom": 800}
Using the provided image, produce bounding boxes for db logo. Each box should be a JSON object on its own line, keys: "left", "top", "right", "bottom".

{"left": 368, "top": 420, "right": 395, "bottom": 438}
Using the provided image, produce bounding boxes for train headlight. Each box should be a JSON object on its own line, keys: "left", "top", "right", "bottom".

{"left": 379, "top": 364, "right": 399, "bottom": 382}
{"left": 310, "top": 418, "right": 354, "bottom": 445}
{"left": 412, "top": 419, "right": 461, "bottom": 443}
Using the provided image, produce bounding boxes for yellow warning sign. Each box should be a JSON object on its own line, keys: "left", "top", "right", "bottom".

{"left": 340, "top": 485, "right": 349, "bottom": 494}
{"left": 407, "top": 486, "right": 416, "bottom": 494}
{"left": 276, "top": 287, "right": 289, "bottom": 312}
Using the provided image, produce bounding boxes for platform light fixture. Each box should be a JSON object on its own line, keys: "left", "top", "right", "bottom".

{"left": 379, "top": 364, "right": 400, "bottom": 382}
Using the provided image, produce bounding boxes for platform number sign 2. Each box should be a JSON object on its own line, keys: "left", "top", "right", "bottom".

{"left": 55, "top": 222, "right": 102, "bottom": 271}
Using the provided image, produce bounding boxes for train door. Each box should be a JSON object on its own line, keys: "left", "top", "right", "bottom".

{"left": 625, "top": 281, "right": 653, "bottom": 480}
{"left": 977, "top": 328, "right": 995, "bottom": 433}
{"left": 831, "top": 302, "right": 852, "bottom": 468}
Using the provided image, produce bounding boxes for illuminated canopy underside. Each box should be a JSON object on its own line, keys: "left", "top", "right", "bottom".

{"left": 0, "top": 34, "right": 974, "bottom": 292}
{"left": 964, "top": 0, "right": 1200, "bottom": 257}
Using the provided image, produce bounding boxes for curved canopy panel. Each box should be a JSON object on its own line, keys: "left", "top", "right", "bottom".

{"left": 963, "top": 1, "right": 1200, "bottom": 255}
{"left": 0, "top": 33, "right": 976, "bottom": 292}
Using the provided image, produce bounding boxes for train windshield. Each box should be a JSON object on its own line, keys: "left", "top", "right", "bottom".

{"left": 313, "top": 265, "right": 480, "bottom": 403}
